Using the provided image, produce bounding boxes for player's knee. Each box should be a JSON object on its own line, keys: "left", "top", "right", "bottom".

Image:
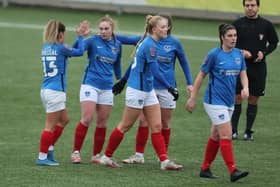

{"left": 118, "top": 121, "right": 133, "bottom": 133}
{"left": 150, "top": 123, "right": 161, "bottom": 133}
{"left": 81, "top": 115, "right": 93, "bottom": 126}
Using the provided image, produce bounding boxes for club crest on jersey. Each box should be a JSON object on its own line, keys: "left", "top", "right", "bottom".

{"left": 150, "top": 47, "right": 156, "bottom": 57}
{"left": 163, "top": 45, "right": 171, "bottom": 52}
{"left": 259, "top": 34, "right": 264, "bottom": 41}
{"left": 112, "top": 47, "right": 118, "bottom": 55}
{"left": 235, "top": 58, "right": 241, "bottom": 65}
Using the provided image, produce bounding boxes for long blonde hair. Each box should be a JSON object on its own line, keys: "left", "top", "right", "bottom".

{"left": 43, "top": 20, "right": 65, "bottom": 43}
{"left": 130, "top": 15, "right": 162, "bottom": 57}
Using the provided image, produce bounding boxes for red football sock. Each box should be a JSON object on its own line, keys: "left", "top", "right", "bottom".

{"left": 201, "top": 138, "right": 219, "bottom": 171}
{"left": 40, "top": 130, "right": 53, "bottom": 153}
{"left": 161, "top": 128, "right": 171, "bottom": 151}
{"left": 151, "top": 132, "right": 168, "bottom": 161}
{"left": 220, "top": 139, "right": 236, "bottom": 173}
{"left": 73, "top": 122, "right": 88, "bottom": 152}
{"left": 136, "top": 126, "right": 149, "bottom": 153}
{"left": 104, "top": 128, "right": 124, "bottom": 157}
{"left": 93, "top": 127, "right": 106, "bottom": 155}
{"left": 52, "top": 125, "right": 64, "bottom": 146}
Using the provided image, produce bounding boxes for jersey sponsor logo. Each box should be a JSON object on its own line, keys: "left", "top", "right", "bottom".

{"left": 219, "top": 61, "right": 225, "bottom": 65}
{"left": 96, "top": 55, "right": 115, "bottom": 64}
{"left": 163, "top": 45, "right": 172, "bottom": 52}
{"left": 259, "top": 34, "right": 264, "bottom": 41}
{"left": 219, "top": 69, "right": 240, "bottom": 76}
{"left": 97, "top": 46, "right": 103, "bottom": 49}
{"left": 150, "top": 47, "right": 156, "bottom": 57}
{"left": 157, "top": 56, "right": 172, "bottom": 63}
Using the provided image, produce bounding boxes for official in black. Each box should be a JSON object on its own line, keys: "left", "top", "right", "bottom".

{"left": 231, "top": 0, "right": 279, "bottom": 140}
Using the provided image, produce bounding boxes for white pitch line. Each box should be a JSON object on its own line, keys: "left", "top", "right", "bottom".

{"left": 1, "top": 21, "right": 279, "bottom": 46}
{"left": 0, "top": 21, "right": 219, "bottom": 42}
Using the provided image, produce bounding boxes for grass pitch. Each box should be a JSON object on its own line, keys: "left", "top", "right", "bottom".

{"left": 0, "top": 5, "right": 279, "bottom": 187}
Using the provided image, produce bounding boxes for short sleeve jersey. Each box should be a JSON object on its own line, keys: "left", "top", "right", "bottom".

{"left": 201, "top": 47, "right": 246, "bottom": 107}
{"left": 127, "top": 36, "right": 158, "bottom": 92}
{"left": 82, "top": 35, "right": 122, "bottom": 90}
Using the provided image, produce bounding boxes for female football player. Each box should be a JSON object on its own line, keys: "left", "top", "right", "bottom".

{"left": 37, "top": 20, "right": 89, "bottom": 166}
{"left": 186, "top": 24, "right": 249, "bottom": 182}
{"left": 99, "top": 15, "right": 182, "bottom": 170}
{"left": 114, "top": 14, "right": 193, "bottom": 164}
{"left": 71, "top": 15, "right": 122, "bottom": 164}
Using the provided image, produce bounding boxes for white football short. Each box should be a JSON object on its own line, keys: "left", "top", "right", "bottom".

{"left": 155, "top": 89, "right": 176, "bottom": 109}
{"left": 79, "top": 84, "right": 113, "bottom": 105}
{"left": 125, "top": 87, "right": 159, "bottom": 109}
{"left": 203, "top": 103, "right": 234, "bottom": 125}
{"left": 40, "top": 89, "right": 66, "bottom": 113}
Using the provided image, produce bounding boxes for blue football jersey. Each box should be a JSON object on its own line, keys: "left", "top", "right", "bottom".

{"left": 127, "top": 36, "right": 159, "bottom": 92}
{"left": 117, "top": 34, "right": 192, "bottom": 88}
{"left": 201, "top": 47, "right": 246, "bottom": 107}
{"left": 155, "top": 35, "right": 192, "bottom": 89}
{"left": 116, "top": 35, "right": 141, "bottom": 45}
{"left": 82, "top": 35, "right": 122, "bottom": 90}
{"left": 41, "top": 35, "right": 84, "bottom": 92}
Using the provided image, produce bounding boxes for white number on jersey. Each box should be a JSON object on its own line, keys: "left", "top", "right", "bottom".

{"left": 42, "top": 56, "right": 58, "bottom": 77}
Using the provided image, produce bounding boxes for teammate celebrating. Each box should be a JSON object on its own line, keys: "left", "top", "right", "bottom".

{"left": 37, "top": 20, "right": 89, "bottom": 166}
{"left": 71, "top": 15, "right": 122, "bottom": 164}
{"left": 99, "top": 15, "right": 183, "bottom": 170}
{"left": 114, "top": 14, "right": 193, "bottom": 164}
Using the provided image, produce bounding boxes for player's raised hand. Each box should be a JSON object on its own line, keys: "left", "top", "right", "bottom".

{"left": 76, "top": 20, "right": 91, "bottom": 37}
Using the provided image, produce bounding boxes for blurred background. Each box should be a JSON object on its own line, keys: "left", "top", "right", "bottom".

{"left": 1, "top": 0, "right": 279, "bottom": 23}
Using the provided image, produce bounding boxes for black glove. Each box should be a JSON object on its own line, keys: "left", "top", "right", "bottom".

{"left": 112, "top": 79, "right": 127, "bottom": 95}
{"left": 168, "top": 87, "right": 179, "bottom": 101}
